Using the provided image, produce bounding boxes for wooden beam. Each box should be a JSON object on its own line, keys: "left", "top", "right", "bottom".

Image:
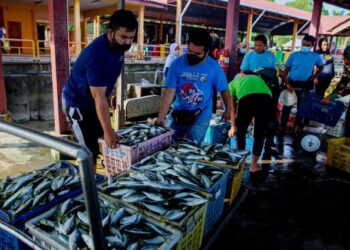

{"left": 0, "top": 49, "right": 6, "bottom": 114}
{"left": 225, "top": 0, "right": 241, "bottom": 81}
{"left": 291, "top": 19, "right": 299, "bottom": 51}
{"left": 138, "top": 5, "right": 145, "bottom": 58}
{"left": 245, "top": 8, "right": 253, "bottom": 49}
{"left": 48, "top": 0, "right": 70, "bottom": 133}
{"left": 74, "top": 0, "right": 81, "bottom": 54}
{"left": 175, "top": 0, "right": 181, "bottom": 44}
{"left": 309, "top": 0, "right": 322, "bottom": 47}
{"left": 96, "top": 16, "right": 100, "bottom": 37}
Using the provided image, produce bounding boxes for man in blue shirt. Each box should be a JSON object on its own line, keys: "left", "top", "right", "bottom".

{"left": 155, "top": 30, "right": 231, "bottom": 143}
{"left": 62, "top": 10, "right": 137, "bottom": 166}
{"left": 240, "top": 34, "right": 276, "bottom": 72}
{"left": 279, "top": 35, "right": 324, "bottom": 136}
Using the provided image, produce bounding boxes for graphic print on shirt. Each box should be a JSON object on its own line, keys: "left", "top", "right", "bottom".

{"left": 179, "top": 83, "right": 204, "bottom": 106}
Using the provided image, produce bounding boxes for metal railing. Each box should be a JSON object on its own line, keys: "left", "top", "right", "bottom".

{"left": 1, "top": 38, "right": 36, "bottom": 59}
{"left": 0, "top": 120, "right": 105, "bottom": 250}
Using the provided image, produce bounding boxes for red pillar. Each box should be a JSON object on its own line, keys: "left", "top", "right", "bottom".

{"left": 0, "top": 49, "right": 6, "bottom": 114}
{"left": 225, "top": 0, "right": 240, "bottom": 81}
{"left": 48, "top": 0, "right": 70, "bottom": 133}
{"left": 309, "top": 0, "right": 322, "bottom": 45}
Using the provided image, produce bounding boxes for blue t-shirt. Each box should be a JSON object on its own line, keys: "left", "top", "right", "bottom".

{"left": 285, "top": 51, "right": 324, "bottom": 81}
{"left": 240, "top": 50, "right": 276, "bottom": 71}
{"left": 166, "top": 55, "right": 228, "bottom": 122}
{"left": 63, "top": 34, "right": 124, "bottom": 108}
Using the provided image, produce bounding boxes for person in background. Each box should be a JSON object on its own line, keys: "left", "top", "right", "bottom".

{"left": 62, "top": 10, "right": 137, "bottom": 168}
{"left": 279, "top": 35, "right": 324, "bottom": 136}
{"left": 228, "top": 73, "right": 272, "bottom": 174}
{"left": 240, "top": 34, "right": 276, "bottom": 73}
{"left": 322, "top": 46, "right": 350, "bottom": 137}
{"left": 163, "top": 43, "right": 179, "bottom": 80}
{"left": 315, "top": 37, "right": 335, "bottom": 97}
{"left": 155, "top": 30, "right": 231, "bottom": 143}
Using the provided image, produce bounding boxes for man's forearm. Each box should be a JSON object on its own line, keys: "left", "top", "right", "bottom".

{"left": 230, "top": 96, "right": 236, "bottom": 128}
{"left": 95, "top": 96, "right": 113, "bottom": 134}
{"left": 221, "top": 90, "right": 232, "bottom": 113}
{"left": 159, "top": 88, "right": 175, "bottom": 117}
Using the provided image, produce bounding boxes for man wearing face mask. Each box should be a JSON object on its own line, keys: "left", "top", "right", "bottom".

{"left": 155, "top": 30, "right": 231, "bottom": 143}
{"left": 62, "top": 10, "right": 137, "bottom": 167}
{"left": 279, "top": 35, "right": 324, "bottom": 137}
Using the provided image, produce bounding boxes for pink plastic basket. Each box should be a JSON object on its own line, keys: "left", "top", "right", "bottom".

{"left": 99, "top": 130, "right": 173, "bottom": 176}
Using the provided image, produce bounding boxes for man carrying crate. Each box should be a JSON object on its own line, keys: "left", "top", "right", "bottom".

{"left": 322, "top": 46, "right": 350, "bottom": 137}
{"left": 62, "top": 10, "right": 138, "bottom": 167}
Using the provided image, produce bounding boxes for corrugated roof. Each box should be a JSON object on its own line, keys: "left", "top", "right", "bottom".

{"left": 303, "top": 15, "right": 350, "bottom": 35}
{"left": 144, "top": 0, "right": 168, "bottom": 4}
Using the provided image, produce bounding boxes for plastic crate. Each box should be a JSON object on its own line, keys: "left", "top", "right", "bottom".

{"left": 203, "top": 122, "right": 231, "bottom": 144}
{"left": 326, "top": 117, "right": 346, "bottom": 137}
{"left": 225, "top": 157, "right": 247, "bottom": 206}
{"left": 0, "top": 161, "right": 105, "bottom": 225}
{"left": 0, "top": 223, "right": 31, "bottom": 250}
{"left": 230, "top": 135, "right": 254, "bottom": 160}
{"left": 326, "top": 137, "right": 350, "bottom": 174}
{"left": 132, "top": 153, "right": 231, "bottom": 237}
{"left": 99, "top": 171, "right": 209, "bottom": 250}
{"left": 25, "top": 194, "right": 181, "bottom": 250}
{"left": 99, "top": 130, "right": 172, "bottom": 176}
{"left": 298, "top": 92, "right": 345, "bottom": 127}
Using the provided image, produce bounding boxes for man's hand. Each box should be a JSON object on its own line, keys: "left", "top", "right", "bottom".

{"left": 228, "top": 126, "right": 236, "bottom": 137}
{"left": 155, "top": 115, "right": 166, "bottom": 127}
{"left": 286, "top": 83, "right": 294, "bottom": 93}
{"left": 104, "top": 129, "right": 117, "bottom": 149}
{"left": 222, "top": 110, "right": 230, "bottom": 121}
{"left": 321, "top": 97, "right": 331, "bottom": 104}
{"left": 313, "top": 77, "right": 319, "bottom": 85}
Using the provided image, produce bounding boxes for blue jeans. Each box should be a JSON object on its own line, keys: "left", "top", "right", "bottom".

{"left": 167, "top": 115, "right": 210, "bottom": 144}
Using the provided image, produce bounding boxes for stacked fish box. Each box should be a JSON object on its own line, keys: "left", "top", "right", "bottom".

{"left": 98, "top": 170, "right": 210, "bottom": 250}
{"left": 0, "top": 161, "right": 104, "bottom": 250}
{"left": 132, "top": 151, "right": 231, "bottom": 237}
{"left": 98, "top": 123, "right": 173, "bottom": 176}
{"left": 203, "top": 115, "right": 231, "bottom": 145}
{"left": 166, "top": 139, "right": 248, "bottom": 206}
{"left": 25, "top": 194, "right": 181, "bottom": 250}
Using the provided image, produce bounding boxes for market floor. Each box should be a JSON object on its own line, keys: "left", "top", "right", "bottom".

{"left": 210, "top": 139, "right": 350, "bottom": 250}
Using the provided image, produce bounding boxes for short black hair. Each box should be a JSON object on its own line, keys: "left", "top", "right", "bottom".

{"left": 344, "top": 46, "right": 350, "bottom": 59}
{"left": 187, "top": 30, "right": 212, "bottom": 52}
{"left": 318, "top": 37, "right": 327, "bottom": 48}
{"left": 303, "top": 35, "right": 315, "bottom": 44}
{"left": 108, "top": 10, "right": 137, "bottom": 32}
{"left": 254, "top": 34, "right": 267, "bottom": 45}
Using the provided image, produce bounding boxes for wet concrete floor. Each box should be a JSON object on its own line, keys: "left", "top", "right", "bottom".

{"left": 213, "top": 136, "right": 350, "bottom": 250}
{"left": 1, "top": 121, "right": 350, "bottom": 249}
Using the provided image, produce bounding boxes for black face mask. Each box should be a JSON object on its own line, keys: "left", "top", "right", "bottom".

{"left": 111, "top": 36, "right": 131, "bottom": 53}
{"left": 187, "top": 54, "right": 205, "bottom": 65}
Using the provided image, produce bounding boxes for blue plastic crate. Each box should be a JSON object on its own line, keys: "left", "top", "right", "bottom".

{"left": 230, "top": 135, "right": 254, "bottom": 160}
{"left": 298, "top": 92, "right": 345, "bottom": 127}
{"left": 0, "top": 223, "right": 30, "bottom": 250}
{"left": 203, "top": 122, "right": 231, "bottom": 144}
{"left": 0, "top": 161, "right": 105, "bottom": 226}
{"left": 132, "top": 156, "right": 231, "bottom": 237}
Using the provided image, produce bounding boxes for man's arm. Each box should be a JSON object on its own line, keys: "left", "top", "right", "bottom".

{"left": 155, "top": 87, "right": 176, "bottom": 127}
{"left": 220, "top": 89, "right": 231, "bottom": 121}
{"left": 228, "top": 95, "right": 236, "bottom": 137}
{"left": 90, "top": 86, "right": 117, "bottom": 149}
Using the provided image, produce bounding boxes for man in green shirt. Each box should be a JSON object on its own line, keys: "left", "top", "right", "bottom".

{"left": 229, "top": 73, "right": 272, "bottom": 174}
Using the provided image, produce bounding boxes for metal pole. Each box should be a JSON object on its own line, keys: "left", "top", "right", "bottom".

{"left": 178, "top": 0, "right": 192, "bottom": 45}
{"left": 296, "top": 21, "right": 310, "bottom": 35}
{"left": 0, "top": 120, "right": 104, "bottom": 250}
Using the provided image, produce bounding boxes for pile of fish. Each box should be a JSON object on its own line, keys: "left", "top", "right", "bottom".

{"left": 116, "top": 123, "right": 171, "bottom": 146}
{"left": 0, "top": 161, "right": 87, "bottom": 218}
{"left": 209, "top": 114, "right": 231, "bottom": 126}
{"left": 133, "top": 151, "right": 227, "bottom": 190}
{"left": 99, "top": 171, "right": 208, "bottom": 222}
{"left": 167, "top": 139, "right": 249, "bottom": 166}
{"left": 34, "top": 195, "right": 178, "bottom": 250}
